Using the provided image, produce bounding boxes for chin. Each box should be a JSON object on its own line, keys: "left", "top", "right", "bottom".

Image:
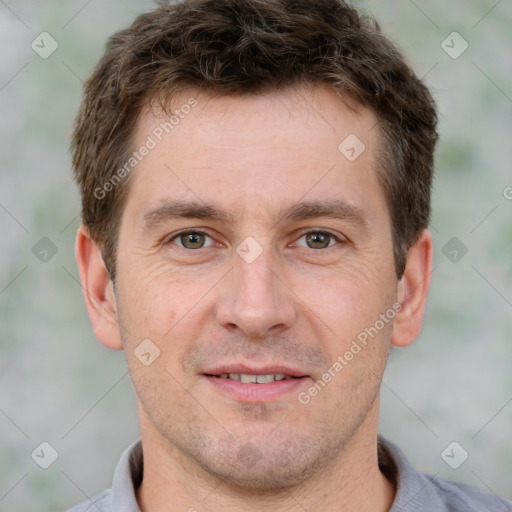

{"left": 187, "top": 431, "right": 337, "bottom": 492}
{"left": 199, "top": 457, "right": 315, "bottom": 492}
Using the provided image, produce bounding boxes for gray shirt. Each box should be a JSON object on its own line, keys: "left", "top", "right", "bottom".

{"left": 65, "top": 436, "right": 512, "bottom": 511}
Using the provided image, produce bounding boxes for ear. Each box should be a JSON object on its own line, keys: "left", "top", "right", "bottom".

{"left": 391, "top": 229, "right": 433, "bottom": 348}
{"left": 75, "top": 225, "right": 123, "bottom": 350}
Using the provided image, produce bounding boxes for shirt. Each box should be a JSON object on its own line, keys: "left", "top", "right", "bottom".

{"left": 65, "top": 435, "right": 512, "bottom": 511}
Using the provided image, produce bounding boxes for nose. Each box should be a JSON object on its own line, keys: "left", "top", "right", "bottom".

{"left": 215, "top": 246, "right": 297, "bottom": 339}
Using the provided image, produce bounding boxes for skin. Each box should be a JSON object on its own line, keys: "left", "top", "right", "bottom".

{"left": 76, "top": 86, "right": 433, "bottom": 512}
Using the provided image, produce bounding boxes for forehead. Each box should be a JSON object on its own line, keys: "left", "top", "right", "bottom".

{"left": 123, "top": 86, "right": 387, "bottom": 227}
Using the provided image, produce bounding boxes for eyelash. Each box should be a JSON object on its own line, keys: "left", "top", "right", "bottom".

{"left": 164, "top": 229, "right": 345, "bottom": 250}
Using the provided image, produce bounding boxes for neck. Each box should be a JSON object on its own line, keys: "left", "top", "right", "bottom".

{"left": 136, "top": 405, "right": 396, "bottom": 512}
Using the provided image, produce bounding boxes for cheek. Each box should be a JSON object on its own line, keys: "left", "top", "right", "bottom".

{"left": 289, "top": 257, "right": 396, "bottom": 379}
{"left": 115, "top": 262, "right": 185, "bottom": 341}
{"left": 115, "top": 259, "right": 228, "bottom": 361}
{"left": 293, "top": 259, "right": 388, "bottom": 324}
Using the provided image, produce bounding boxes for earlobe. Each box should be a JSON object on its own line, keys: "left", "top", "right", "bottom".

{"left": 391, "top": 229, "right": 433, "bottom": 348}
{"left": 75, "top": 225, "right": 123, "bottom": 350}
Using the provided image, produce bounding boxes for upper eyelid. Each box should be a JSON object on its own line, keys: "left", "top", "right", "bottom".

{"left": 166, "top": 229, "right": 215, "bottom": 245}
{"left": 292, "top": 230, "right": 345, "bottom": 247}
{"left": 300, "top": 229, "right": 344, "bottom": 241}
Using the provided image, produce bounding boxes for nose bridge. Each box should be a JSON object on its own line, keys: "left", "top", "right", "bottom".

{"left": 235, "top": 245, "right": 277, "bottom": 302}
{"left": 216, "top": 240, "right": 296, "bottom": 337}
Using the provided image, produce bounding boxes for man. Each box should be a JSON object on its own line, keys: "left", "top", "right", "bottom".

{"left": 67, "top": 0, "right": 512, "bottom": 510}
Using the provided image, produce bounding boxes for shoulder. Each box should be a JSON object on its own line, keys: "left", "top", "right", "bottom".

{"left": 417, "top": 470, "right": 512, "bottom": 511}
{"left": 63, "top": 440, "right": 142, "bottom": 512}
{"left": 378, "top": 436, "right": 512, "bottom": 512}
{"left": 64, "top": 489, "right": 112, "bottom": 512}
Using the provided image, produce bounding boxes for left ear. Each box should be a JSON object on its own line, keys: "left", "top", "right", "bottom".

{"left": 391, "top": 229, "right": 433, "bottom": 348}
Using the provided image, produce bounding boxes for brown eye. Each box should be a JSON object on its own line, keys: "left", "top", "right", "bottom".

{"left": 170, "top": 231, "right": 213, "bottom": 249}
{"left": 296, "top": 231, "right": 340, "bottom": 249}
{"left": 306, "top": 232, "right": 331, "bottom": 249}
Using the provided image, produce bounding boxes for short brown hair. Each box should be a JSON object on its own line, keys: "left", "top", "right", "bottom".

{"left": 71, "top": 0, "right": 438, "bottom": 280}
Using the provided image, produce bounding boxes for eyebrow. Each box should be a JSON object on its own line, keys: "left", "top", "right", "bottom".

{"left": 141, "top": 199, "right": 370, "bottom": 232}
{"left": 142, "top": 200, "right": 235, "bottom": 230}
{"left": 276, "top": 199, "right": 370, "bottom": 230}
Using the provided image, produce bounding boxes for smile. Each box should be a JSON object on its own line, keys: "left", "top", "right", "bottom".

{"left": 208, "top": 373, "right": 297, "bottom": 383}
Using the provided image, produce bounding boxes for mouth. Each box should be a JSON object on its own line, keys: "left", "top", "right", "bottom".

{"left": 202, "top": 366, "right": 311, "bottom": 402}
{"left": 205, "top": 373, "right": 300, "bottom": 383}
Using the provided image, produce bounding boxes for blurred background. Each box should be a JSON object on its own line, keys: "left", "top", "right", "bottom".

{"left": 0, "top": 0, "right": 511, "bottom": 510}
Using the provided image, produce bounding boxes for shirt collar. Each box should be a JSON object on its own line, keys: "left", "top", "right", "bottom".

{"left": 111, "top": 439, "right": 143, "bottom": 512}
{"left": 110, "top": 435, "right": 430, "bottom": 511}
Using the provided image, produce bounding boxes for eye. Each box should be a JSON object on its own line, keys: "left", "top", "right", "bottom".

{"left": 296, "top": 231, "right": 342, "bottom": 249}
{"left": 167, "top": 230, "right": 214, "bottom": 250}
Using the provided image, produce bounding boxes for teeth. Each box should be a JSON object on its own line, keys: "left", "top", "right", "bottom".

{"left": 217, "top": 373, "right": 294, "bottom": 383}
{"left": 256, "top": 374, "right": 275, "bottom": 384}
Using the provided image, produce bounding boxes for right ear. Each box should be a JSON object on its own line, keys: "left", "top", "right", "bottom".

{"left": 75, "top": 225, "right": 123, "bottom": 350}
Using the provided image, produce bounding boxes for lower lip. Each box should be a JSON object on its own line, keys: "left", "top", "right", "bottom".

{"left": 202, "top": 375, "right": 310, "bottom": 403}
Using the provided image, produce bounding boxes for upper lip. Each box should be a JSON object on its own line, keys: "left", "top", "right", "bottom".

{"left": 204, "top": 364, "right": 308, "bottom": 377}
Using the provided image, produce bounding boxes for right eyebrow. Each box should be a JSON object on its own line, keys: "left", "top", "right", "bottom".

{"left": 141, "top": 200, "right": 236, "bottom": 231}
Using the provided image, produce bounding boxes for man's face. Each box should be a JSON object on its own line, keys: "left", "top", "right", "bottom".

{"left": 114, "top": 86, "right": 399, "bottom": 488}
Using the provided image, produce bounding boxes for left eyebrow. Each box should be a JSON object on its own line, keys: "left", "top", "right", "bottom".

{"left": 275, "top": 199, "right": 371, "bottom": 232}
